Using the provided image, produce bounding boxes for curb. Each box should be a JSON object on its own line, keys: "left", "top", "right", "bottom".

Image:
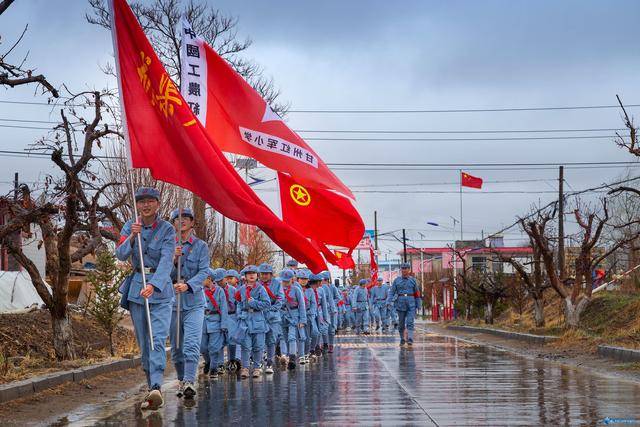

{"left": 597, "top": 345, "right": 640, "bottom": 363}
{"left": 0, "top": 357, "right": 141, "bottom": 404}
{"left": 446, "top": 325, "right": 558, "bottom": 345}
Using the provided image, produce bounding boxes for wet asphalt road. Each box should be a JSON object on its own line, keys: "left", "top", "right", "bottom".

{"left": 72, "top": 325, "right": 640, "bottom": 426}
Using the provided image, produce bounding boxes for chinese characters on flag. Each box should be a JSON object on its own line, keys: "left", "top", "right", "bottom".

{"left": 108, "top": 0, "right": 327, "bottom": 272}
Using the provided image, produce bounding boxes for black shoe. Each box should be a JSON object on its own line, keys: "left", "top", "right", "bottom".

{"left": 203, "top": 361, "right": 210, "bottom": 375}
{"left": 322, "top": 343, "right": 329, "bottom": 354}
{"left": 400, "top": 339, "right": 406, "bottom": 346}
{"left": 314, "top": 346, "right": 323, "bottom": 357}
{"left": 407, "top": 339, "right": 413, "bottom": 346}
{"left": 275, "top": 345, "right": 282, "bottom": 357}
{"left": 287, "top": 357, "right": 296, "bottom": 370}
{"left": 376, "top": 325, "right": 380, "bottom": 331}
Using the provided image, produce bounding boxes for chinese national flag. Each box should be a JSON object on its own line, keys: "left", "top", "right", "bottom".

{"left": 278, "top": 172, "right": 364, "bottom": 251}
{"left": 108, "top": 0, "right": 326, "bottom": 272}
{"left": 185, "top": 28, "right": 354, "bottom": 199}
{"left": 461, "top": 171, "right": 483, "bottom": 189}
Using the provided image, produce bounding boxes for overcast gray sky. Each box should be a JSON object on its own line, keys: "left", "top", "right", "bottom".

{"left": 2, "top": 0, "right": 640, "bottom": 260}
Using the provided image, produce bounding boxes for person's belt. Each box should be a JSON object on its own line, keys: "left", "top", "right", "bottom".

{"left": 243, "top": 308, "right": 257, "bottom": 313}
{"left": 228, "top": 310, "right": 236, "bottom": 315}
{"left": 135, "top": 267, "right": 156, "bottom": 274}
{"left": 399, "top": 293, "right": 412, "bottom": 296}
{"left": 205, "top": 309, "right": 220, "bottom": 315}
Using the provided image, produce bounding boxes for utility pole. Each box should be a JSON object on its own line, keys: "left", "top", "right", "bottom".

{"left": 558, "top": 165, "right": 565, "bottom": 279}
{"left": 13, "top": 172, "right": 18, "bottom": 201}
{"left": 374, "top": 210, "right": 378, "bottom": 250}
{"left": 402, "top": 228, "right": 408, "bottom": 263}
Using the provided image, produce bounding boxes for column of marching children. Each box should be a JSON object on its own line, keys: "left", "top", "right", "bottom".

{"left": 116, "top": 189, "right": 416, "bottom": 410}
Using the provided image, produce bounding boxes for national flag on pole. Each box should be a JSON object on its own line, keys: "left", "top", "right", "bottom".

{"left": 461, "top": 171, "right": 483, "bottom": 189}
{"left": 179, "top": 20, "right": 353, "bottom": 199}
{"left": 108, "top": 0, "right": 327, "bottom": 272}
{"left": 277, "top": 172, "right": 364, "bottom": 251}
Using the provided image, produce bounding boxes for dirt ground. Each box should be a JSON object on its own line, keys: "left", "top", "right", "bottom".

{"left": 422, "top": 322, "right": 640, "bottom": 384}
{"left": 0, "top": 367, "right": 150, "bottom": 426}
{"left": 0, "top": 309, "right": 137, "bottom": 384}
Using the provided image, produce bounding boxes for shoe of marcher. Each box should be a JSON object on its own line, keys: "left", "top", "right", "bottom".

{"left": 400, "top": 339, "right": 406, "bottom": 347}
{"left": 288, "top": 358, "right": 296, "bottom": 370}
{"left": 202, "top": 361, "right": 210, "bottom": 375}
{"left": 328, "top": 345, "right": 334, "bottom": 353}
{"left": 176, "top": 381, "right": 184, "bottom": 397}
{"left": 407, "top": 339, "right": 413, "bottom": 346}
{"left": 376, "top": 325, "right": 380, "bottom": 331}
{"left": 298, "top": 356, "right": 306, "bottom": 365}
{"left": 265, "top": 362, "right": 274, "bottom": 374}
{"left": 240, "top": 368, "right": 250, "bottom": 379}
{"left": 209, "top": 369, "right": 219, "bottom": 379}
{"left": 252, "top": 365, "right": 262, "bottom": 378}
{"left": 183, "top": 382, "right": 196, "bottom": 400}
{"left": 279, "top": 355, "right": 289, "bottom": 366}
{"left": 141, "top": 388, "right": 163, "bottom": 410}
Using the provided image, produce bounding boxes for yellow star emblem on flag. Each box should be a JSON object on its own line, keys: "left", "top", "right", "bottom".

{"left": 289, "top": 184, "right": 311, "bottom": 206}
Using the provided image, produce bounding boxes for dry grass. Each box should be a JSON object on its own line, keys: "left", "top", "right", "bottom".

{"left": 0, "top": 310, "right": 138, "bottom": 384}
{"left": 459, "top": 290, "right": 640, "bottom": 353}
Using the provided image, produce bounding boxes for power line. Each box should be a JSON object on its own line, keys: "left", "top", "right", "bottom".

{"left": 348, "top": 178, "right": 552, "bottom": 188}
{"left": 0, "top": 123, "right": 620, "bottom": 142}
{"left": 2, "top": 99, "right": 639, "bottom": 113}
{"left": 304, "top": 135, "right": 616, "bottom": 142}
{"left": 286, "top": 104, "right": 640, "bottom": 114}
{"left": 296, "top": 128, "right": 628, "bottom": 134}
{"left": 0, "top": 118, "right": 628, "bottom": 134}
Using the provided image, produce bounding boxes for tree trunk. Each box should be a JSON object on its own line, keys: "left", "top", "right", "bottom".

{"left": 192, "top": 195, "right": 207, "bottom": 240}
{"left": 484, "top": 300, "right": 494, "bottom": 324}
{"left": 533, "top": 297, "right": 545, "bottom": 328}
{"left": 51, "top": 311, "right": 76, "bottom": 360}
{"left": 109, "top": 332, "right": 115, "bottom": 357}
{"left": 563, "top": 296, "right": 590, "bottom": 328}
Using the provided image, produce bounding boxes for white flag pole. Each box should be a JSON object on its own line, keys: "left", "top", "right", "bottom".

{"left": 108, "top": 0, "right": 154, "bottom": 351}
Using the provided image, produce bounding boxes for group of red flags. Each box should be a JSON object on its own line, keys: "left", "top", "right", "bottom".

{"left": 109, "top": 0, "right": 363, "bottom": 272}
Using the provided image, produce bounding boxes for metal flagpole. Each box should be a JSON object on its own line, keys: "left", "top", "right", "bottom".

{"left": 459, "top": 170, "right": 463, "bottom": 240}
{"left": 175, "top": 193, "right": 183, "bottom": 349}
{"left": 128, "top": 170, "right": 155, "bottom": 351}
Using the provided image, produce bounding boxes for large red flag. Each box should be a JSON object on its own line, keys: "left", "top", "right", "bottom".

{"left": 334, "top": 250, "right": 356, "bottom": 269}
{"left": 179, "top": 21, "right": 353, "bottom": 199}
{"left": 278, "top": 172, "right": 364, "bottom": 251}
{"left": 109, "top": 0, "right": 326, "bottom": 273}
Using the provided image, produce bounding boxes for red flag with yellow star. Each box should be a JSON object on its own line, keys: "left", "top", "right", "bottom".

{"left": 461, "top": 171, "right": 483, "bottom": 189}
{"left": 108, "top": 0, "right": 326, "bottom": 272}
{"left": 278, "top": 172, "right": 364, "bottom": 255}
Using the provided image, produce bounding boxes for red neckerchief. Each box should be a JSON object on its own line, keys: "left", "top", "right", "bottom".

{"left": 283, "top": 285, "right": 294, "bottom": 305}
{"left": 313, "top": 288, "right": 320, "bottom": 307}
{"left": 245, "top": 284, "right": 253, "bottom": 300}
{"left": 263, "top": 282, "right": 277, "bottom": 301}
{"left": 204, "top": 288, "right": 219, "bottom": 311}
{"left": 222, "top": 285, "right": 230, "bottom": 302}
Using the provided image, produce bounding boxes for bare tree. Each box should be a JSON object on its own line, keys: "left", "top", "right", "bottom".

{"left": 0, "top": 3, "right": 58, "bottom": 97}
{"left": 528, "top": 200, "right": 638, "bottom": 327}
{"left": 0, "top": 90, "right": 123, "bottom": 360}
{"left": 494, "top": 217, "right": 552, "bottom": 327}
